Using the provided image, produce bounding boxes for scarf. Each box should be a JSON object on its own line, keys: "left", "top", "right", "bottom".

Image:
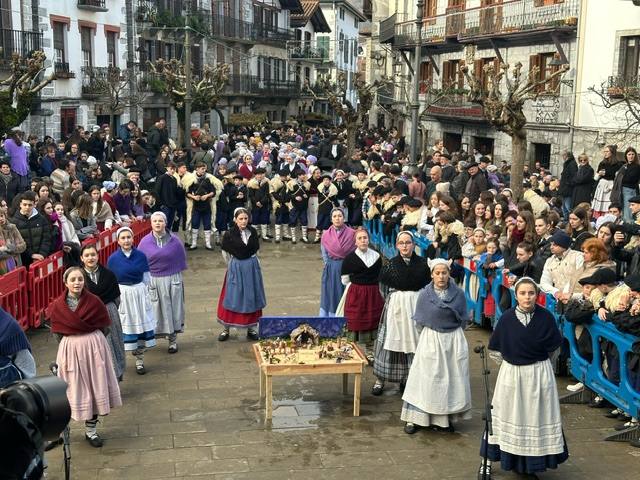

{"left": 510, "top": 227, "right": 525, "bottom": 245}
{"left": 221, "top": 225, "right": 260, "bottom": 259}
{"left": 138, "top": 231, "right": 187, "bottom": 276}
{"left": 413, "top": 279, "right": 467, "bottom": 332}
{"left": 321, "top": 225, "right": 356, "bottom": 260}
{"left": 0, "top": 307, "right": 31, "bottom": 355}
{"left": 47, "top": 290, "right": 111, "bottom": 335}
{"left": 0, "top": 172, "right": 12, "bottom": 185}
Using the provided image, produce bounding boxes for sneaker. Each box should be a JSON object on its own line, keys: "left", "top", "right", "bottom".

{"left": 218, "top": 330, "right": 230, "bottom": 342}
{"left": 589, "top": 395, "right": 605, "bottom": 408}
{"left": 614, "top": 419, "right": 638, "bottom": 431}
{"left": 85, "top": 433, "right": 103, "bottom": 448}
{"left": 135, "top": 361, "right": 146, "bottom": 375}
{"left": 566, "top": 382, "right": 584, "bottom": 392}
{"left": 404, "top": 422, "right": 418, "bottom": 434}
{"left": 247, "top": 329, "right": 259, "bottom": 341}
{"left": 168, "top": 343, "right": 178, "bottom": 354}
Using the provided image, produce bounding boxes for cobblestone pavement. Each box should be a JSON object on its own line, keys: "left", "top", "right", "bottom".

{"left": 29, "top": 241, "right": 640, "bottom": 479}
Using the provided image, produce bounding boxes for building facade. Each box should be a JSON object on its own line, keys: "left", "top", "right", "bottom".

{"left": 373, "top": 0, "right": 581, "bottom": 174}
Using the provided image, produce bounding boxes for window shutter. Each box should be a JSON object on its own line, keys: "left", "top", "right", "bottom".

{"left": 442, "top": 60, "right": 451, "bottom": 88}
{"left": 533, "top": 0, "right": 544, "bottom": 7}
{"left": 529, "top": 54, "right": 542, "bottom": 93}
{"left": 457, "top": 61, "right": 465, "bottom": 89}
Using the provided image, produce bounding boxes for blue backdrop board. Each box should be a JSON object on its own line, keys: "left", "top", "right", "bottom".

{"left": 258, "top": 316, "right": 346, "bottom": 339}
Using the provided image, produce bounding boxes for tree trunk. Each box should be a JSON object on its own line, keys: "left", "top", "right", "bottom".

{"left": 346, "top": 123, "right": 357, "bottom": 160}
{"left": 213, "top": 107, "right": 226, "bottom": 134}
{"left": 176, "top": 107, "right": 185, "bottom": 149}
{"left": 510, "top": 131, "right": 527, "bottom": 201}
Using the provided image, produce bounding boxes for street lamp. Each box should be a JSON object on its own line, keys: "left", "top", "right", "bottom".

{"left": 410, "top": 0, "right": 424, "bottom": 163}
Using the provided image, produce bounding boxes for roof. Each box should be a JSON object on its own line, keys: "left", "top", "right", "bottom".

{"left": 291, "top": 1, "right": 332, "bottom": 32}
{"left": 280, "top": 0, "right": 304, "bottom": 14}
{"left": 318, "top": 0, "right": 367, "bottom": 22}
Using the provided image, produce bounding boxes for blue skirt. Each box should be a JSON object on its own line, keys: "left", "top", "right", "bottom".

{"left": 222, "top": 256, "right": 267, "bottom": 313}
{"left": 480, "top": 434, "right": 569, "bottom": 474}
{"left": 319, "top": 257, "right": 344, "bottom": 317}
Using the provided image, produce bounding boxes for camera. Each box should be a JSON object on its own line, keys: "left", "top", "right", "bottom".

{"left": 0, "top": 376, "right": 70, "bottom": 480}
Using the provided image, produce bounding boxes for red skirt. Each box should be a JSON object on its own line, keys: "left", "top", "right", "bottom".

{"left": 217, "top": 274, "right": 262, "bottom": 328}
{"left": 344, "top": 283, "right": 384, "bottom": 332}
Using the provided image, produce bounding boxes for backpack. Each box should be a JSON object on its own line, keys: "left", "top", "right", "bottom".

{"left": 0, "top": 354, "right": 23, "bottom": 388}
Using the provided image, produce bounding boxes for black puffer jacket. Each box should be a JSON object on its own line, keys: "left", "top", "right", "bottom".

{"left": 10, "top": 211, "right": 53, "bottom": 266}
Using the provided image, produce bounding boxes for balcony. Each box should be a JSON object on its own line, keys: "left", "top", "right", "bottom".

{"left": 287, "top": 41, "right": 329, "bottom": 62}
{"left": 423, "top": 92, "right": 486, "bottom": 122}
{"left": 388, "top": 0, "right": 579, "bottom": 50}
{"left": 606, "top": 75, "right": 640, "bottom": 99}
{"left": 225, "top": 75, "right": 299, "bottom": 98}
{"left": 54, "top": 62, "right": 75, "bottom": 79}
{"left": 0, "top": 28, "right": 43, "bottom": 69}
{"left": 77, "top": 0, "right": 108, "bottom": 12}
{"left": 377, "top": 86, "right": 396, "bottom": 106}
{"left": 81, "top": 66, "right": 121, "bottom": 98}
{"left": 254, "top": 24, "right": 295, "bottom": 47}
{"left": 210, "top": 13, "right": 255, "bottom": 43}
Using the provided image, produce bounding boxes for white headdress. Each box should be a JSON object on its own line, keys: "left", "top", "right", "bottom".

{"left": 427, "top": 258, "right": 452, "bottom": 271}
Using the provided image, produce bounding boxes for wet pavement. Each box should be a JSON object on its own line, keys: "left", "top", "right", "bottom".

{"left": 29, "top": 240, "right": 640, "bottom": 479}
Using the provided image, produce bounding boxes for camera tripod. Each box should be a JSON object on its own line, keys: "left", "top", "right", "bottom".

{"left": 47, "top": 363, "right": 71, "bottom": 480}
{"left": 475, "top": 343, "right": 493, "bottom": 480}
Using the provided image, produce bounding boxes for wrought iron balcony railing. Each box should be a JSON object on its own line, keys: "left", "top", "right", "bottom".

{"left": 77, "top": 0, "right": 108, "bottom": 11}
{"left": 606, "top": 75, "right": 640, "bottom": 98}
{"left": 81, "top": 66, "right": 122, "bottom": 97}
{"left": 54, "top": 61, "right": 75, "bottom": 78}
{"left": 225, "top": 74, "right": 299, "bottom": 97}
{"left": 210, "top": 13, "right": 255, "bottom": 41}
{"left": 287, "top": 42, "right": 329, "bottom": 61}
{"left": 390, "top": 0, "right": 579, "bottom": 48}
{"left": 0, "top": 28, "right": 43, "bottom": 68}
{"left": 254, "top": 24, "right": 295, "bottom": 46}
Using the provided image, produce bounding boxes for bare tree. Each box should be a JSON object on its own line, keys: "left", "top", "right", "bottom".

{"left": 313, "top": 72, "right": 390, "bottom": 159}
{"left": 148, "top": 59, "right": 230, "bottom": 146}
{"left": 588, "top": 78, "right": 640, "bottom": 145}
{"left": 0, "top": 51, "right": 55, "bottom": 134}
{"left": 461, "top": 49, "right": 568, "bottom": 199}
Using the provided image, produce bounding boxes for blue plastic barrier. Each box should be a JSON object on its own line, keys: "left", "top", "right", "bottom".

{"left": 259, "top": 316, "right": 347, "bottom": 339}
{"left": 564, "top": 318, "right": 640, "bottom": 419}
{"left": 457, "top": 258, "right": 487, "bottom": 325}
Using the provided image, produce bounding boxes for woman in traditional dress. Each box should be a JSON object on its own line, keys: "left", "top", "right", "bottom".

{"left": 80, "top": 244, "right": 126, "bottom": 381}
{"left": 337, "top": 227, "right": 384, "bottom": 355}
{"left": 107, "top": 227, "right": 156, "bottom": 374}
{"left": 46, "top": 267, "right": 122, "bottom": 447}
{"left": 372, "top": 231, "right": 430, "bottom": 396}
{"left": 138, "top": 211, "right": 187, "bottom": 353}
{"left": 0, "top": 306, "right": 35, "bottom": 388}
{"left": 401, "top": 258, "right": 471, "bottom": 434}
{"left": 319, "top": 208, "right": 356, "bottom": 317}
{"left": 478, "top": 277, "right": 568, "bottom": 479}
{"left": 217, "top": 207, "right": 266, "bottom": 342}
{"left": 591, "top": 145, "right": 622, "bottom": 218}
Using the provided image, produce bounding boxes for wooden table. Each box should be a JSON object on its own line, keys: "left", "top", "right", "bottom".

{"left": 252, "top": 342, "right": 367, "bottom": 420}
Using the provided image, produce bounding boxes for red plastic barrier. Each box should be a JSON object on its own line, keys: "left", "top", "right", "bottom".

{"left": 130, "top": 219, "right": 151, "bottom": 245}
{"left": 0, "top": 267, "right": 29, "bottom": 330}
{"left": 27, "top": 252, "right": 65, "bottom": 328}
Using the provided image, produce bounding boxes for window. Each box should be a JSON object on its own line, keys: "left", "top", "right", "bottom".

{"left": 424, "top": 0, "right": 437, "bottom": 18}
{"left": 419, "top": 61, "right": 433, "bottom": 93}
{"left": 339, "top": 8, "right": 345, "bottom": 20}
{"left": 344, "top": 38, "right": 349, "bottom": 64}
{"left": 529, "top": 52, "right": 560, "bottom": 94}
{"left": 474, "top": 57, "right": 498, "bottom": 90}
{"left": 317, "top": 35, "right": 329, "bottom": 58}
{"left": 106, "top": 31, "right": 117, "bottom": 67}
{"left": 216, "top": 44, "right": 225, "bottom": 64}
{"left": 442, "top": 59, "right": 464, "bottom": 90}
{"left": 354, "top": 17, "right": 359, "bottom": 29}
{"left": 620, "top": 36, "right": 640, "bottom": 80}
{"left": 80, "top": 26, "right": 93, "bottom": 68}
{"left": 53, "top": 22, "right": 66, "bottom": 63}
{"left": 164, "top": 43, "right": 173, "bottom": 61}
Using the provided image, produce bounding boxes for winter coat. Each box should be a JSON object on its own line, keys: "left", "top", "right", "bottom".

{"left": 558, "top": 157, "right": 578, "bottom": 197}
{"left": 572, "top": 163, "right": 595, "bottom": 207}
{"left": 10, "top": 211, "right": 53, "bottom": 266}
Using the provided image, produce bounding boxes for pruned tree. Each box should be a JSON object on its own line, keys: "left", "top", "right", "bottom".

{"left": 461, "top": 49, "right": 568, "bottom": 199}
{"left": 588, "top": 78, "right": 640, "bottom": 145}
{"left": 83, "top": 67, "right": 148, "bottom": 132}
{"left": 148, "top": 59, "right": 230, "bottom": 146}
{"left": 313, "top": 71, "right": 389, "bottom": 159}
{"left": 0, "top": 51, "right": 55, "bottom": 134}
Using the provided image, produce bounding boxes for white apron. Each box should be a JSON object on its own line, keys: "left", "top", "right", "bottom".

{"left": 383, "top": 290, "right": 420, "bottom": 353}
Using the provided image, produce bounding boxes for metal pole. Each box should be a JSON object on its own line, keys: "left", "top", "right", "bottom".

{"left": 410, "top": 1, "right": 424, "bottom": 163}
{"left": 125, "top": 0, "right": 138, "bottom": 123}
{"left": 184, "top": 4, "right": 192, "bottom": 153}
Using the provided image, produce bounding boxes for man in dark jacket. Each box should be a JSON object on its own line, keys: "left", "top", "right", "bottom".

{"left": 147, "top": 118, "right": 169, "bottom": 160}
{"left": 10, "top": 191, "right": 52, "bottom": 267}
{"left": 0, "top": 160, "right": 21, "bottom": 204}
{"left": 559, "top": 152, "right": 578, "bottom": 218}
{"left": 155, "top": 162, "right": 183, "bottom": 231}
{"left": 465, "top": 162, "right": 488, "bottom": 202}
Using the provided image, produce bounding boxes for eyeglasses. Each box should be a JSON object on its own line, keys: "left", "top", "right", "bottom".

{"left": 397, "top": 241, "right": 414, "bottom": 246}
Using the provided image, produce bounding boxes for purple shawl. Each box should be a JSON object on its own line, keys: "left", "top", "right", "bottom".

{"left": 137, "top": 232, "right": 187, "bottom": 276}
{"left": 321, "top": 225, "right": 356, "bottom": 259}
